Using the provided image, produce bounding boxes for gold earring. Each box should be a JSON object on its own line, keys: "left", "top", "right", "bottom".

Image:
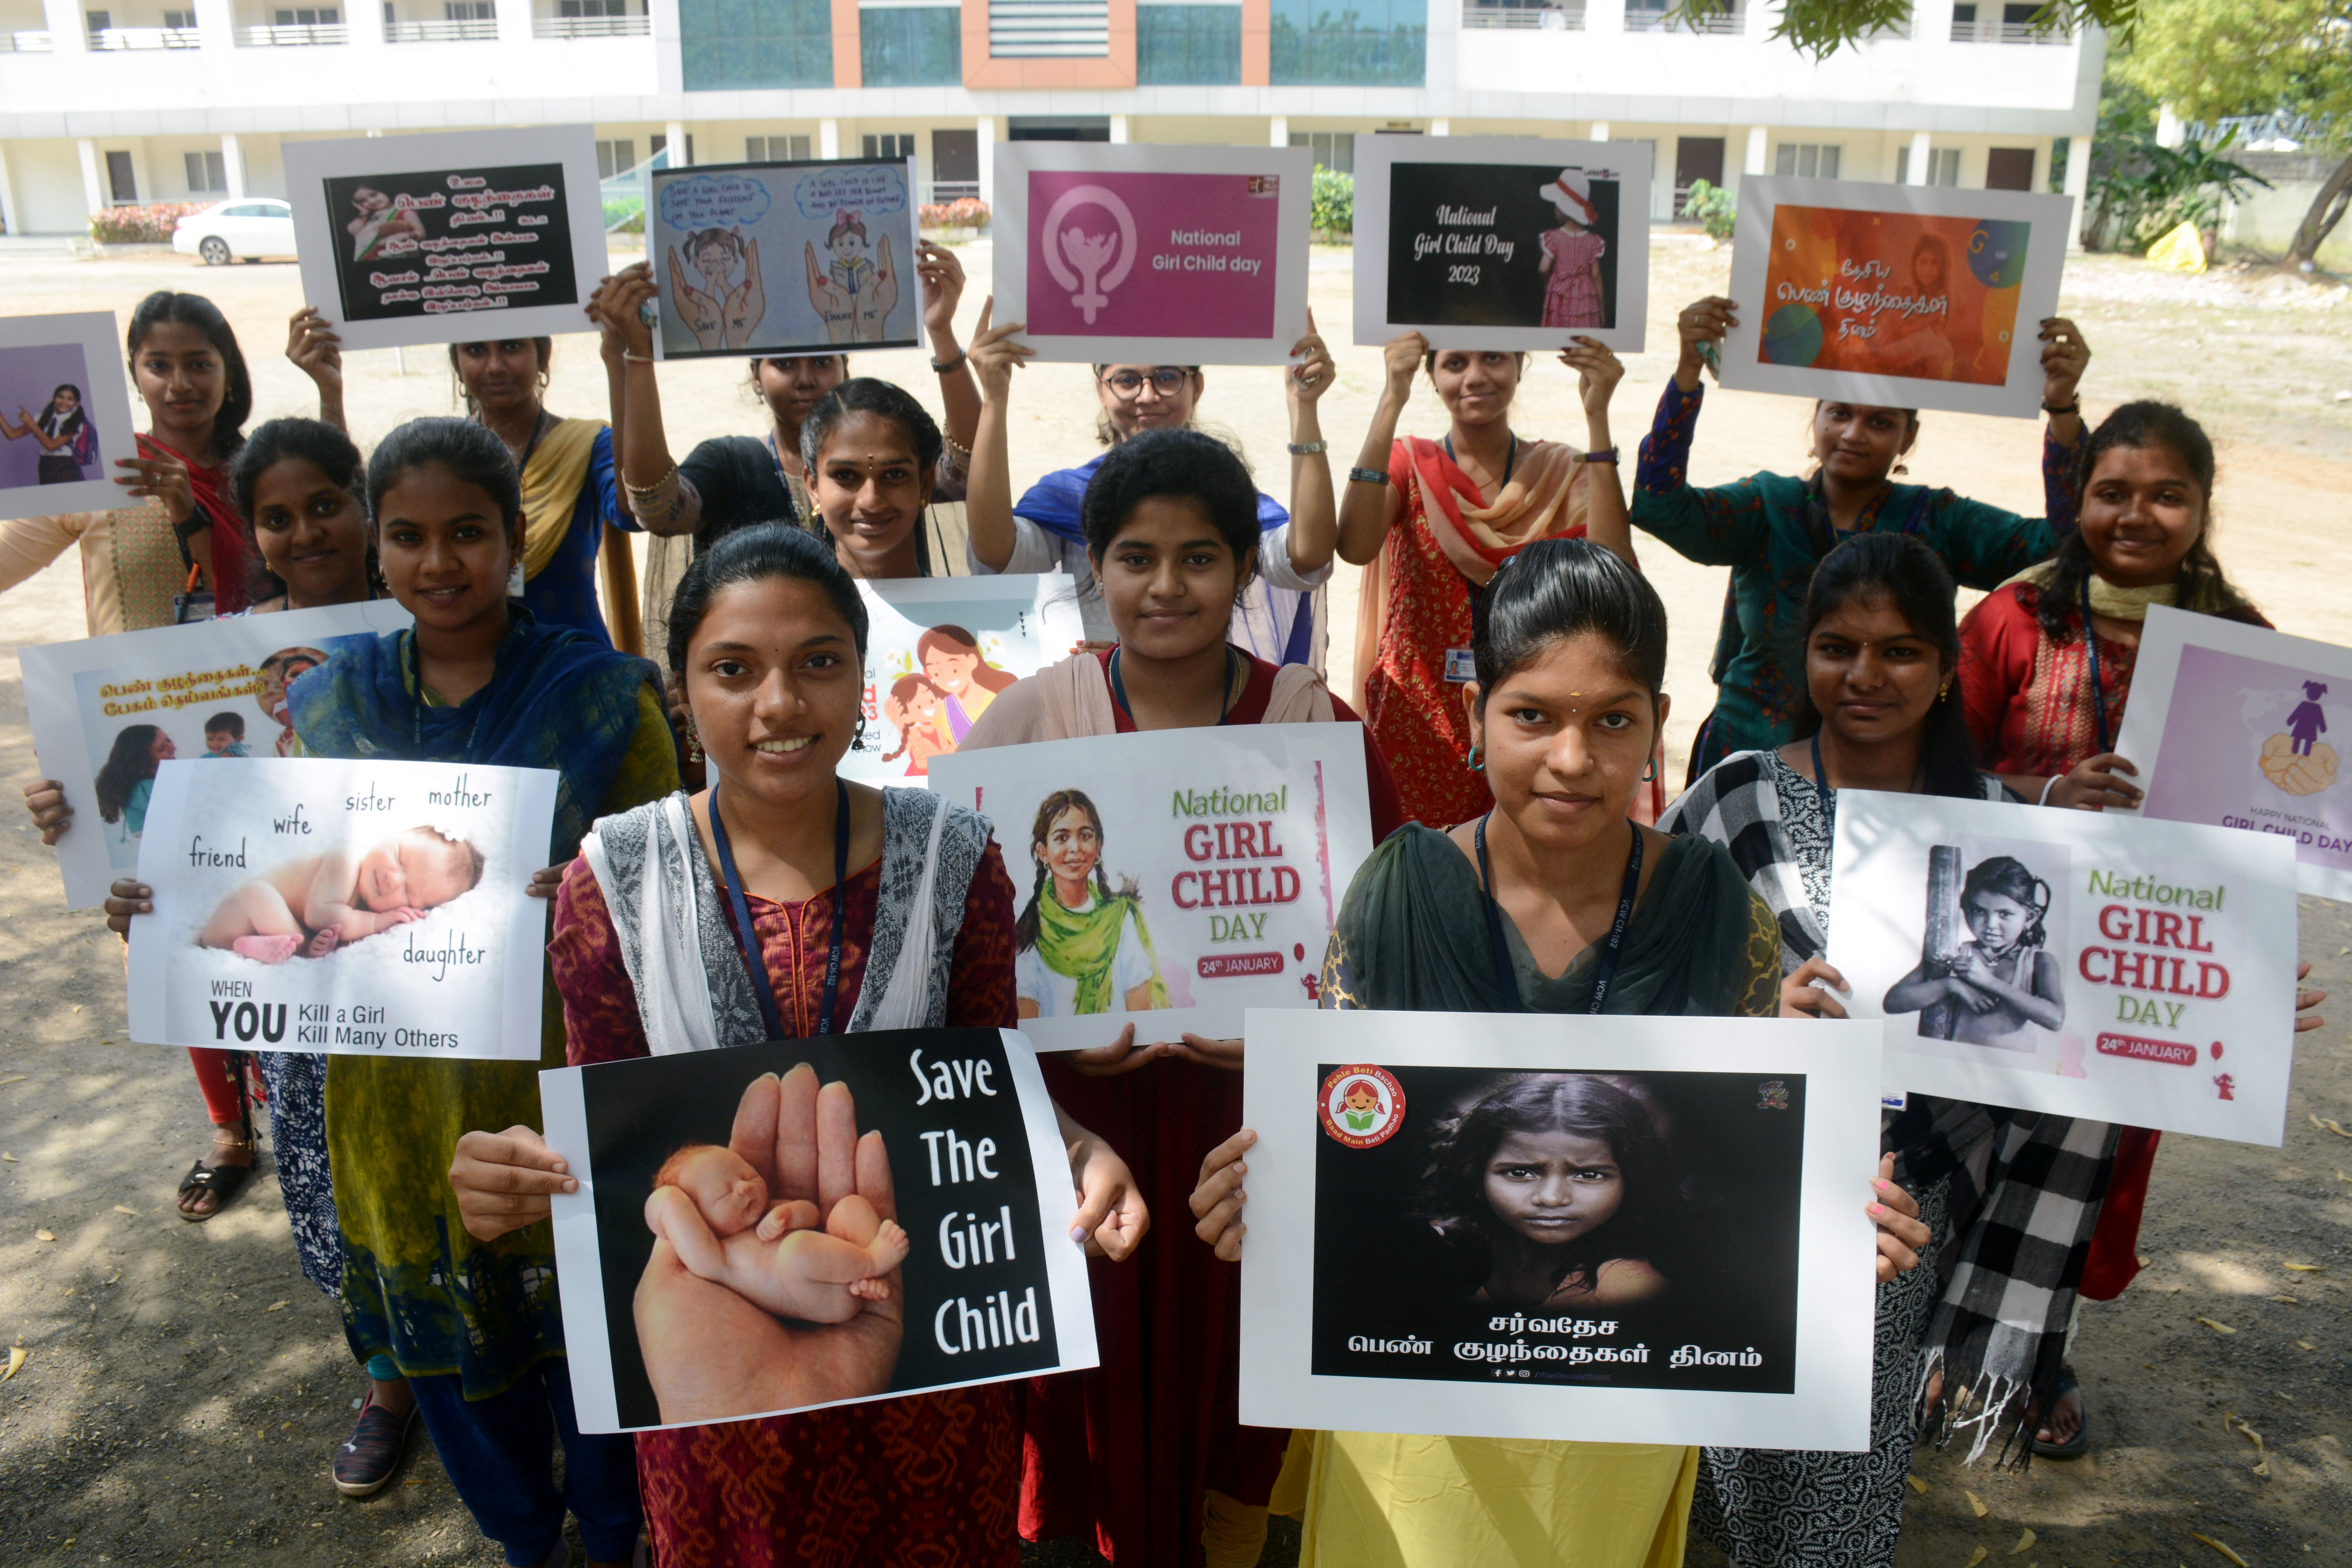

{"left": 1938, "top": 681, "right": 1952, "bottom": 700}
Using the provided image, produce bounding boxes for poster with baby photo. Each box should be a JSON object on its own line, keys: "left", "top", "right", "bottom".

{"left": 927, "top": 725, "right": 1375, "bottom": 1052}
{"left": 124, "top": 757, "right": 556, "bottom": 1061}
{"left": 1825, "top": 789, "right": 2301, "bottom": 1144}
{"left": 648, "top": 158, "right": 919, "bottom": 361}
{"left": 844, "top": 575, "right": 1084, "bottom": 785}
{"left": 2112, "top": 606, "right": 2352, "bottom": 903}
{"left": 284, "top": 125, "right": 609, "bottom": 352}
{"left": 0, "top": 311, "right": 140, "bottom": 521}
{"left": 1238, "top": 1008, "right": 1884, "bottom": 1450}
{"left": 540, "top": 1027, "right": 1098, "bottom": 1432}
{"left": 1352, "top": 136, "right": 1653, "bottom": 353}
{"left": 19, "top": 601, "right": 412, "bottom": 908}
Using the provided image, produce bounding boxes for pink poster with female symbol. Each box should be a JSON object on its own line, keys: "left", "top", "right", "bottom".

{"left": 996, "top": 144, "right": 1312, "bottom": 365}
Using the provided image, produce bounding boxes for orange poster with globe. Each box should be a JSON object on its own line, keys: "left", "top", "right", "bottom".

{"left": 1722, "top": 178, "right": 2073, "bottom": 419}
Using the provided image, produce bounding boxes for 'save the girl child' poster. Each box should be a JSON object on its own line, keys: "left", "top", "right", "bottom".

{"left": 844, "top": 575, "right": 1084, "bottom": 786}
{"left": 126, "top": 758, "right": 556, "bottom": 1061}
{"left": 1825, "top": 789, "right": 2300, "bottom": 1144}
{"left": 1239, "top": 1009, "right": 1883, "bottom": 1450}
{"left": 927, "top": 725, "right": 1375, "bottom": 1051}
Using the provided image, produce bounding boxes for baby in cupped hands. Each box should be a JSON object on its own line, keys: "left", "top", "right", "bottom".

{"left": 645, "top": 1143, "right": 910, "bottom": 1323}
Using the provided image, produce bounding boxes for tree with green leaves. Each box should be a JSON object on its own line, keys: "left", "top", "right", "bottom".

{"left": 1707, "top": 0, "right": 2136, "bottom": 56}
{"left": 2118, "top": 0, "right": 2352, "bottom": 266}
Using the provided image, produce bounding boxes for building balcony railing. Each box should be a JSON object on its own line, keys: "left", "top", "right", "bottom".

{"left": 1949, "top": 17, "right": 2068, "bottom": 43}
{"left": 241, "top": 22, "right": 348, "bottom": 43}
{"left": 1, "top": 28, "right": 54, "bottom": 48}
{"left": 1462, "top": 0, "right": 1584, "bottom": 29}
{"left": 1621, "top": 3, "right": 1741, "bottom": 31}
{"left": 386, "top": 16, "right": 497, "bottom": 39}
{"left": 533, "top": 14, "right": 649, "bottom": 36}
{"left": 87, "top": 24, "right": 203, "bottom": 47}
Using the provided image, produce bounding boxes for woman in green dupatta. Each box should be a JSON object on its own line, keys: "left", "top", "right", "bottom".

{"left": 1192, "top": 538, "right": 1931, "bottom": 1568}
{"left": 292, "top": 417, "right": 676, "bottom": 1568}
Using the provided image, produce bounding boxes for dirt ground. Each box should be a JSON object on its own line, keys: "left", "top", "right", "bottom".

{"left": 2, "top": 238, "right": 2351, "bottom": 1566}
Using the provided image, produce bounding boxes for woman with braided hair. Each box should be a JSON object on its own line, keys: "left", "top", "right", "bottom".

{"left": 1014, "top": 788, "right": 1168, "bottom": 1021}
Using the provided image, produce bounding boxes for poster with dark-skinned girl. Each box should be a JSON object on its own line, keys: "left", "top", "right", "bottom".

{"left": 1827, "top": 789, "right": 2300, "bottom": 1143}
{"left": 928, "top": 725, "right": 1375, "bottom": 1051}
{"left": 1351, "top": 136, "right": 1653, "bottom": 354}
{"left": 1237, "top": 1008, "right": 1883, "bottom": 1449}
{"left": 2115, "top": 606, "right": 2352, "bottom": 904}
{"left": 0, "top": 311, "right": 140, "bottom": 519}
{"left": 540, "top": 1027, "right": 1097, "bottom": 1431}
{"left": 20, "top": 603, "right": 410, "bottom": 906}
{"left": 843, "top": 575, "right": 1084, "bottom": 784}
{"left": 125, "top": 756, "right": 557, "bottom": 1060}
{"left": 284, "top": 125, "right": 608, "bottom": 351}
{"left": 1719, "top": 177, "right": 2073, "bottom": 418}
{"left": 646, "top": 158, "right": 919, "bottom": 359}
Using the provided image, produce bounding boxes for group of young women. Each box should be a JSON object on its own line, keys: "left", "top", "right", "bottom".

{"left": 0, "top": 260, "right": 2324, "bottom": 1568}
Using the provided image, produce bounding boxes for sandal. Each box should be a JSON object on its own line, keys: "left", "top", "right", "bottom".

{"left": 176, "top": 1145, "right": 255, "bottom": 1222}
{"left": 2029, "top": 1363, "right": 2089, "bottom": 1459}
{"left": 333, "top": 1388, "right": 417, "bottom": 1497}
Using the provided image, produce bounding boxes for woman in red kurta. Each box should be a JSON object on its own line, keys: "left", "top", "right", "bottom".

{"left": 1334, "top": 333, "right": 1635, "bottom": 828}
{"left": 1957, "top": 401, "right": 2270, "bottom": 1454}
{"left": 958, "top": 405, "right": 1403, "bottom": 1568}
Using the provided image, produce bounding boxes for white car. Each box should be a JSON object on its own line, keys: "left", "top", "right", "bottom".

{"left": 172, "top": 198, "right": 297, "bottom": 265}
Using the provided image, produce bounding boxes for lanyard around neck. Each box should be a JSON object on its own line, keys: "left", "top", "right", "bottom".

{"left": 708, "top": 779, "right": 849, "bottom": 1040}
{"left": 765, "top": 432, "right": 804, "bottom": 526}
{"left": 2079, "top": 577, "right": 2112, "bottom": 753}
{"left": 1108, "top": 645, "right": 1241, "bottom": 727}
{"left": 1474, "top": 815, "right": 1644, "bottom": 1014}
{"left": 1810, "top": 730, "right": 1836, "bottom": 838}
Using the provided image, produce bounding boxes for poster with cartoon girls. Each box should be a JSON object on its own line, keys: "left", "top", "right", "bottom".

{"left": 126, "top": 757, "right": 557, "bottom": 1061}
{"left": 842, "top": 576, "right": 1085, "bottom": 786}
{"left": 648, "top": 158, "right": 919, "bottom": 361}
{"left": 2114, "top": 606, "right": 2352, "bottom": 904}
{"left": 1826, "top": 789, "right": 2300, "bottom": 1145}
{"left": 20, "top": 602, "right": 412, "bottom": 908}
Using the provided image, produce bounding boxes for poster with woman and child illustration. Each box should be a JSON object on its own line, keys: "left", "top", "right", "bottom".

{"left": 843, "top": 576, "right": 1085, "bottom": 785}
{"left": 1238, "top": 1008, "right": 1883, "bottom": 1450}
{"left": 647, "top": 158, "right": 919, "bottom": 360}
{"left": 1720, "top": 177, "right": 2074, "bottom": 418}
{"left": 0, "top": 311, "right": 140, "bottom": 520}
{"left": 1352, "top": 136, "right": 1653, "bottom": 354}
{"left": 927, "top": 725, "right": 1374, "bottom": 1053}
{"left": 540, "top": 1026, "right": 1096, "bottom": 1432}
{"left": 1825, "top": 789, "right": 2301, "bottom": 1144}
{"left": 19, "top": 603, "right": 411, "bottom": 907}
{"left": 125, "top": 757, "right": 556, "bottom": 1062}
{"left": 2114, "top": 606, "right": 2352, "bottom": 904}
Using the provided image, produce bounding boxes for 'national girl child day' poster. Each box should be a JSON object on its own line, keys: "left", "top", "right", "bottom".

{"left": 126, "top": 757, "right": 557, "bottom": 1062}
{"left": 1825, "top": 789, "right": 2300, "bottom": 1144}
{"left": 927, "top": 725, "right": 1376, "bottom": 1051}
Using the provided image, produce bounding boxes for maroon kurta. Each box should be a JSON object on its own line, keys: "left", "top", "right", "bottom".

{"left": 551, "top": 837, "right": 1024, "bottom": 1568}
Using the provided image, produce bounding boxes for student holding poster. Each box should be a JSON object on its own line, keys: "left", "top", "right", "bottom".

{"left": 1191, "top": 539, "right": 1931, "bottom": 1566}
{"left": 954, "top": 426, "right": 1399, "bottom": 1568}
{"left": 1623, "top": 295, "right": 2092, "bottom": 779}
{"left": 447, "top": 524, "right": 1148, "bottom": 1566}
{"left": 1334, "top": 329, "right": 1628, "bottom": 829}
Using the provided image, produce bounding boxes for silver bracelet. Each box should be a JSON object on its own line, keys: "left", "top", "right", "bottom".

{"left": 1348, "top": 466, "right": 1390, "bottom": 485}
{"left": 2037, "top": 774, "right": 2063, "bottom": 806}
{"left": 1288, "top": 439, "right": 1328, "bottom": 456}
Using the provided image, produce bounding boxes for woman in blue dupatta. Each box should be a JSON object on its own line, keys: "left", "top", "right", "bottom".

{"left": 292, "top": 417, "right": 678, "bottom": 1568}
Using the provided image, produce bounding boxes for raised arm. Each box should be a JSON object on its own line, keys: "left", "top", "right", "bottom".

{"left": 598, "top": 264, "right": 701, "bottom": 539}
{"left": 964, "top": 296, "right": 1035, "bottom": 574}
{"left": 1626, "top": 298, "right": 1769, "bottom": 567}
{"left": 1283, "top": 309, "right": 1338, "bottom": 577}
{"left": 286, "top": 307, "right": 347, "bottom": 432}
{"left": 1335, "top": 332, "right": 1425, "bottom": 566}
{"left": 918, "top": 241, "right": 983, "bottom": 478}
{"left": 1558, "top": 336, "right": 1631, "bottom": 569}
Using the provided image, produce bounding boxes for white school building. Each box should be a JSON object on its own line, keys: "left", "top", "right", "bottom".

{"left": 0, "top": 0, "right": 2102, "bottom": 238}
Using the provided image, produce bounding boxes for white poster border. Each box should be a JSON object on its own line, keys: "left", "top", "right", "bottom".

{"left": 0, "top": 310, "right": 140, "bottom": 521}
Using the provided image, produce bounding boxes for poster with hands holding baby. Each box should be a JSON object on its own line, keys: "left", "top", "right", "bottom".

{"left": 541, "top": 1027, "right": 1098, "bottom": 1432}
{"left": 126, "top": 757, "right": 557, "bottom": 1061}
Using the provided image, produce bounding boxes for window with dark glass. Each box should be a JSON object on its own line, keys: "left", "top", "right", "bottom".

{"left": 1137, "top": 4, "right": 1241, "bottom": 84}
{"left": 1269, "top": 0, "right": 1423, "bottom": 86}
{"left": 679, "top": 0, "right": 832, "bottom": 89}
{"left": 860, "top": 5, "right": 960, "bottom": 87}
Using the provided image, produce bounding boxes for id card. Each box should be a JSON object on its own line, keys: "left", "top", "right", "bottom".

{"left": 1444, "top": 647, "right": 1476, "bottom": 683}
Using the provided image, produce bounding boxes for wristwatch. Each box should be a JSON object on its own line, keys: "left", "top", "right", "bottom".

{"left": 1348, "top": 466, "right": 1390, "bottom": 485}
{"left": 2041, "top": 400, "right": 2080, "bottom": 416}
{"left": 1577, "top": 447, "right": 1621, "bottom": 465}
{"left": 931, "top": 351, "right": 968, "bottom": 373}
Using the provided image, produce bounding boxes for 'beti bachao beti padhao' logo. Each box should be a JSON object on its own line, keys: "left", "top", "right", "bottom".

{"left": 1318, "top": 1063, "right": 1405, "bottom": 1149}
{"left": 1042, "top": 184, "right": 1137, "bottom": 323}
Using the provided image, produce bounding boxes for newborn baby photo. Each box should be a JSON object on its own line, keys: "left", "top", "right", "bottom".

{"left": 644, "top": 1139, "right": 911, "bottom": 1323}
{"left": 197, "top": 825, "right": 484, "bottom": 964}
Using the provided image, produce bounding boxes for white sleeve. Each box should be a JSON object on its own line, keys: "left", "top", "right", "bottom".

{"left": 1254, "top": 520, "right": 1334, "bottom": 592}
{"left": 1014, "top": 945, "right": 1054, "bottom": 1016}
{"left": 967, "top": 514, "right": 1068, "bottom": 577}
{"left": 1112, "top": 904, "right": 1157, "bottom": 997}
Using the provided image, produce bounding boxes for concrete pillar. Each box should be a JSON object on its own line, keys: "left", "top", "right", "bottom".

{"left": 78, "top": 138, "right": 111, "bottom": 213}
{"left": 1109, "top": 114, "right": 1128, "bottom": 144}
{"left": 977, "top": 115, "right": 995, "bottom": 207}
{"left": 494, "top": 0, "right": 531, "bottom": 48}
{"left": 1588, "top": 121, "right": 1609, "bottom": 142}
{"left": 0, "top": 144, "right": 19, "bottom": 237}
{"left": 1269, "top": 115, "right": 1287, "bottom": 148}
{"left": 42, "top": 0, "right": 88, "bottom": 53}
{"left": 2064, "top": 133, "right": 2092, "bottom": 250}
{"left": 819, "top": 118, "right": 840, "bottom": 158}
{"left": 1430, "top": 118, "right": 1450, "bottom": 136}
{"left": 665, "top": 120, "right": 688, "bottom": 166}
{"left": 1906, "top": 128, "right": 1931, "bottom": 185}
{"left": 1744, "top": 125, "right": 1768, "bottom": 176}
{"left": 191, "top": 0, "right": 233, "bottom": 49}
{"left": 220, "top": 133, "right": 246, "bottom": 199}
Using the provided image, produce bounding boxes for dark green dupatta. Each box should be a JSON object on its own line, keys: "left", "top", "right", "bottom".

{"left": 1321, "top": 824, "right": 1781, "bottom": 1018}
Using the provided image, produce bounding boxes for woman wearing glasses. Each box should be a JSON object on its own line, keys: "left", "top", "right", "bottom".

{"left": 962, "top": 301, "right": 1341, "bottom": 670}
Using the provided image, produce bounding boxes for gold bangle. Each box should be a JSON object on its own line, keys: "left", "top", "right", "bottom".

{"left": 942, "top": 434, "right": 972, "bottom": 460}
{"left": 622, "top": 461, "right": 679, "bottom": 500}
